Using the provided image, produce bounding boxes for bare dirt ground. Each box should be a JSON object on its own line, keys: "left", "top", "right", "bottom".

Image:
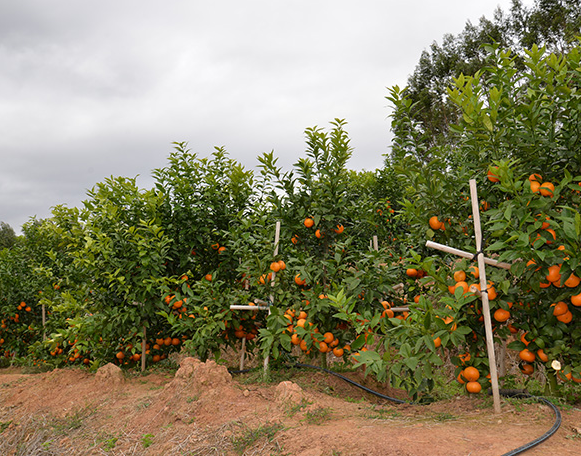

{"left": 0, "top": 358, "right": 579, "bottom": 456}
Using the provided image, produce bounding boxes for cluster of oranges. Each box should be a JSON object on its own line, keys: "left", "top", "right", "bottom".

{"left": 284, "top": 305, "right": 347, "bottom": 357}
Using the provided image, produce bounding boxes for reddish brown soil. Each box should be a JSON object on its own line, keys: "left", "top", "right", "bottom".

{"left": 0, "top": 359, "right": 579, "bottom": 455}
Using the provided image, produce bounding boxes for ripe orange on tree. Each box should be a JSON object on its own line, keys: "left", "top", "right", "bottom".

{"left": 519, "top": 348, "right": 536, "bottom": 363}
{"left": 487, "top": 166, "right": 500, "bottom": 182}
{"left": 294, "top": 274, "right": 306, "bottom": 286}
{"left": 270, "top": 262, "right": 281, "bottom": 272}
{"left": 537, "top": 349, "right": 549, "bottom": 363}
{"left": 463, "top": 366, "right": 480, "bottom": 382}
{"left": 493, "top": 308, "right": 510, "bottom": 323}
{"left": 453, "top": 270, "right": 466, "bottom": 282}
{"left": 466, "top": 381, "right": 482, "bottom": 393}
{"left": 429, "top": 216, "right": 444, "bottom": 230}
{"left": 552, "top": 301, "right": 568, "bottom": 317}
{"left": 557, "top": 311, "right": 573, "bottom": 324}
{"left": 406, "top": 268, "right": 418, "bottom": 278}
{"left": 304, "top": 217, "right": 314, "bottom": 228}
{"left": 521, "top": 363, "right": 534, "bottom": 375}
{"left": 564, "top": 274, "right": 580, "bottom": 288}
{"left": 539, "top": 182, "right": 555, "bottom": 197}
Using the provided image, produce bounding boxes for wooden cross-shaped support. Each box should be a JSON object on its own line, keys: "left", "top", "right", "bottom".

{"left": 426, "top": 179, "right": 507, "bottom": 414}
{"left": 230, "top": 221, "right": 280, "bottom": 374}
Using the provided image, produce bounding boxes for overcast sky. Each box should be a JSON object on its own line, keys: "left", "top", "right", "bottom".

{"left": 1, "top": 0, "right": 532, "bottom": 233}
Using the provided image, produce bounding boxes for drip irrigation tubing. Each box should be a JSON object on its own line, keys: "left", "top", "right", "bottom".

{"left": 228, "top": 362, "right": 562, "bottom": 455}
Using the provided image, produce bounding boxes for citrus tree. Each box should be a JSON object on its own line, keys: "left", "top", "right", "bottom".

{"left": 374, "top": 42, "right": 581, "bottom": 399}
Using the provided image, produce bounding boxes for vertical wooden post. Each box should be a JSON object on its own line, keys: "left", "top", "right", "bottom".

{"left": 240, "top": 337, "right": 247, "bottom": 371}
{"left": 42, "top": 303, "right": 46, "bottom": 341}
{"left": 469, "top": 179, "right": 501, "bottom": 414}
{"left": 264, "top": 221, "right": 281, "bottom": 376}
{"left": 373, "top": 235, "right": 379, "bottom": 251}
{"left": 141, "top": 324, "right": 147, "bottom": 372}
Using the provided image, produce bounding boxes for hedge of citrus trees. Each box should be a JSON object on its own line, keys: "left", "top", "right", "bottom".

{"left": 1, "top": 43, "right": 580, "bottom": 402}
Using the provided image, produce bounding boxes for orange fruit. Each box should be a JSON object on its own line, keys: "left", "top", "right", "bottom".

{"left": 537, "top": 349, "right": 549, "bottom": 363}
{"left": 466, "top": 381, "right": 482, "bottom": 393}
{"left": 539, "top": 182, "right": 555, "bottom": 197}
{"left": 519, "top": 348, "right": 536, "bottom": 363}
{"left": 458, "top": 352, "right": 471, "bottom": 365}
{"left": 205, "top": 273, "right": 212, "bottom": 281}
{"left": 571, "top": 293, "right": 581, "bottom": 307}
{"left": 171, "top": 338, "right": 181, "bottom": 346}
{"left": 529, "top": 180, "right": 541, "bottom": 193}
{"left": 455, "top": 281, "right": 469, "bottom": 294}
{"left": 296, "top": 318, "right": 307, "bottom": 328}
{"left": 552, "top": 301, "right": 568, "bottom": 316}
{"left": 323, "top": 332, "right": 334, "bottom": 344}
{"left": 304, "top": 217, "right": 314, "bottom": 228}
{"left": 291, "top": 334, "right": 301, "bottom": 345}
{"left": 297, "top": 311, "right": 308, "bottom": 320}
{"left": 277, "top": 260, "right": 286, "bottom": 270}
{"left": 270, "top": 262, "right": 281, "bottom": 272}
{"left": 291, "top": 235, "right": 298, "bottom": 244}
{"left": 557, "top": 311, "right": 573, "bottom": 324}
{"left": 218, "top": 246, "right": 226, "bottom": 253}
{"left": 493, "top": 308, "right": 510, "bottom": 323}
{"left": 463, "top": 366, "right": 480, "bottom": 382}
{"left": 382, "top": 309, "right": 394, "bottom": 318}
{"left": 433, "top": 336, "right": 442, "bottom": 348}
{"left": 529, "top": 173, "right": 542, "bottom": 182}
{"left": 406, "top": 268, "right": 418, "bottom": 278}
{"left": 315, "top": 229, "right": 323, "bottom": 238}
{"left": 333, "top": 224, "right": 344, "bottom": 234}
{"left": 116, "top": 351, "right": 125, "bottom": 360}
{"left": 487, "top": 167, "right": 500, "bottom": 182}
{"left": 521, "top": 363, "right": 534, "bottom": 375}
{"left": 429, "top": 216, "right": 443, "bottom": 230}
{"left": 564, "top": 274, "right": 580, "bottom": 288}
{"left": 453, "top": 270, "right": 466, "bottom": 282}
{"left": 546, "top": 264, "right": 562, "bottom": 283}
{"left": 467, "top": 265, "right": 479, "bottom": 279}
{"left": 294, "top": 274, "right": 306, "bottom": 286}
{"left": 332, "top": 347, "right": 344, "bottom": 357}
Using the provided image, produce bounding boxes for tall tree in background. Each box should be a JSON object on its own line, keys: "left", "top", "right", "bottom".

{"left": 389, "top": 0, "right": 581, "bottom": 161}
{"left": 0, "top": 222, "right": 17, "bottom": 250}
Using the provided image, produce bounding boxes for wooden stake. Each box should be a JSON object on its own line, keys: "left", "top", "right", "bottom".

{"left": 469, "top": 179, "right": 501, "bottom": 414}
{"left": 264, "top": 221, "right": 281, "bottom": 376}
{"left": 141, "top": 325, "right": 147, "bottom": 372}
{"left": 240, "top": 337, "right": 246, "bottom": 371}
{"left": 373, "top": 235, "right": 379, "bottom": 251}
{"left": 425, "top": 241, "right": 511, "bottom": 270}
{"left": 42, "top": 303, "right": 46, "bottom": 341}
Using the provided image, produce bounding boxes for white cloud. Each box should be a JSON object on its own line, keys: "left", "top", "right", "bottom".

{"left": 0, "top": 0, "right": 532, "bottom": 232}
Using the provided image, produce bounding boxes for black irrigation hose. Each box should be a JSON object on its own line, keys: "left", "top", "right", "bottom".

{"left": 294, "top": 362, "right": 408, "bottom": 404}
{"left": 497, "top": 391, "right": 562, "bottom": 456}
{"left": 229, "top": 363, "right": 562, "bottom": 455}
